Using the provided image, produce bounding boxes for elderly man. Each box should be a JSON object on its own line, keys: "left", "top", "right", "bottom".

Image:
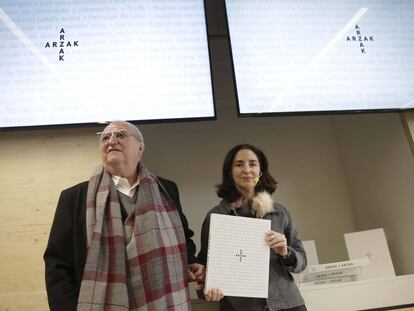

{"left": 44, "top": 121, "right": 204, "bottom": 311}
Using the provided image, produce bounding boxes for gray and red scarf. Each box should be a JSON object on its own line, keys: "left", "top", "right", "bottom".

{"left": 77, "top": 163, "right": 191, "bottom": 310}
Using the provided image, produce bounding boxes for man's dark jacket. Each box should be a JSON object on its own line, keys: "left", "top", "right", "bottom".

{"left": 43, "top": 177, "right": 197, "bottom": 311}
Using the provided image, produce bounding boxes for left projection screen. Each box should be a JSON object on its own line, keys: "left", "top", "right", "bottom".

{"left": 0, "top": 0, "right": 215, "bottom": 129}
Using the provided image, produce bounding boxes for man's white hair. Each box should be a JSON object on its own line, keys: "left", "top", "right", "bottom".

{"left": 108, "top": 121, "right": 144, "bottom": 143}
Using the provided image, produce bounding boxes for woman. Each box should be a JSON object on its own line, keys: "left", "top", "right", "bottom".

{"left": 197, "top": 144, "right": 307, "bottom": 311}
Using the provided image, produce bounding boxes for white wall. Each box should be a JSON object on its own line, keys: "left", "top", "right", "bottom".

{"left": 333, "top": 113, "right": 414, "bottom": 275}
{"left": 140, "top": 107, "right": 356, "bottom": 263}
{"left": 2, "top": 100, "right": 414, "bottom": 311}
{"left": 0, "top": 108, "right": 355, "bottom": 309}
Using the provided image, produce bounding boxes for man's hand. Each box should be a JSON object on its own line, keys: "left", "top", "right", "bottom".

{"left": 188, "top": 263, "right": 205, "bottom": 282}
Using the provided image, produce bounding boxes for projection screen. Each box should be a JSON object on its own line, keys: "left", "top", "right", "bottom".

{"left": 0, "top": 0, "right": 215, "bottom": 128}
{"left": 225, "top": 0, "right": 414, "bottom": 115}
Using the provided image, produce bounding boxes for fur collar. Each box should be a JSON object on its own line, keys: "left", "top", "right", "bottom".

{"left": 251, "top": 191, "right": 274, "bottom": 218}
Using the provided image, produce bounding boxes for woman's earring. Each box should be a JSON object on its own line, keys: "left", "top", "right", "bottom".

{"left": 254, "top": 172, "right": 263, "bottom": 185}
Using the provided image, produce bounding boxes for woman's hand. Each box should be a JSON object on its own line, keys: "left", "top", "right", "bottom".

{"left": 266, "top": 230, "right": 288, "bottom": 256}
{"left": 204, "top": 288, "right": 224, "bottom": 301}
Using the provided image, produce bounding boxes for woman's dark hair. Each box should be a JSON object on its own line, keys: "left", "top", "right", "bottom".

{"left": 216, "top": 144, "right": 278, "bottom": 202}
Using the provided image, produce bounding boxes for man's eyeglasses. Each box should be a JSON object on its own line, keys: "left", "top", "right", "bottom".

{"left": 96, "top": 129, "right": 131, "bottom": 144}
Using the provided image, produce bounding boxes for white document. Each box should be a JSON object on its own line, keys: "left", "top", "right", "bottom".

{"left": 204, "top": 214, "right": 271, "bottom": 298}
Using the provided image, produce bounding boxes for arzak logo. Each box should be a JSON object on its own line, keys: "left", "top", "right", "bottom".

{"left": 346, "top": 25, "right": 374, "bottom": 54}
{"left": 44, "top": 28, "right": 79, "bottom": 61}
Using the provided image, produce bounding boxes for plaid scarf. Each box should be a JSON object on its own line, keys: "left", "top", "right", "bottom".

{"left": 78, "top": 163, "right": 191, "bottom": 311}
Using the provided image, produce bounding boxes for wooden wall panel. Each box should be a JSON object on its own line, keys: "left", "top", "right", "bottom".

{"left": 0, "top": 225, "right": 49, "bottom": 293}
{"left": 0, "top": 291, "right": 48, "bottom": 311}
{"left": 0, "top": 128, "right": 98, "bottom": 311}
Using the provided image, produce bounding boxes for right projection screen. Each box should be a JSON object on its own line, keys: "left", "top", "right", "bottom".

{"left": 225, "top": 0, "right": 414, "bottom": 115}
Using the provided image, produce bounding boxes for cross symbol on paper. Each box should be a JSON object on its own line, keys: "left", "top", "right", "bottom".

{"left": 366, "top": 251, "right": 373, "bottom": 260}
{"left": 236, "top": 249, "right": 246, "bottom": 262}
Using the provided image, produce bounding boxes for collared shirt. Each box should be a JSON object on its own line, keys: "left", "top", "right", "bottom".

{"left": 111, "top": 175, "right": 139, "bottom": 197}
